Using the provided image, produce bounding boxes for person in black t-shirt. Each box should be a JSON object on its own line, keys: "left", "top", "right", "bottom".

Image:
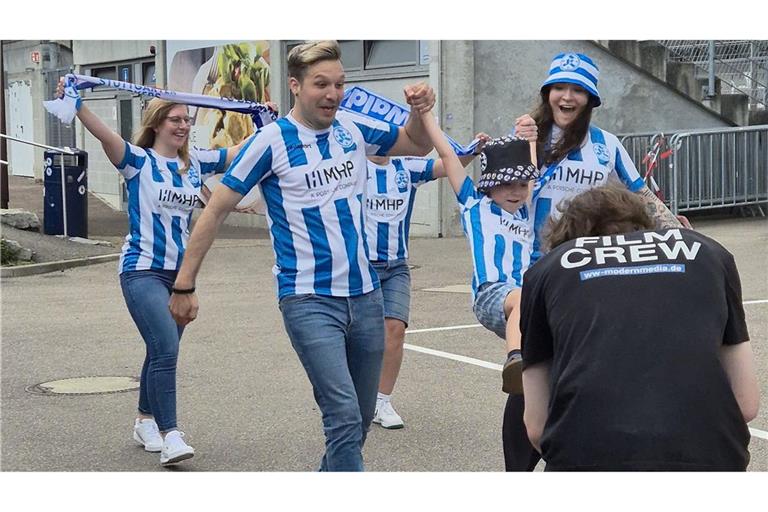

{"left": 520, "top": 186, "right": 760, "bottom": 471}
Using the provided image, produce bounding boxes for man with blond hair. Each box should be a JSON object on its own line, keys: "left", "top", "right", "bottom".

{"left": 170, "top": 41, "right": 436, "bottom": 471}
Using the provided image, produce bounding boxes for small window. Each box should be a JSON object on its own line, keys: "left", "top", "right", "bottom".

{"left": 364, "top": 41, "right": 419, "bottom": 69}
{"left": 142, "top": 63, "right": 156, "bottom": 86}
{"left": 118, "top": 65, "right": 132, "bottom": 83}
{"left": 339, "top": 40, "right": 363, "bottom": 71}
{"left": 92, "top": 66, "right": 117, "bottom": 80}
{"left": 119, "top": 99, "right": 133, "bottom": 141}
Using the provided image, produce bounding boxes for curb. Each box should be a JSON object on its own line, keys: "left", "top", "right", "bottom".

{"left": 0, "top": 253, "right": 120, "bottom": 278}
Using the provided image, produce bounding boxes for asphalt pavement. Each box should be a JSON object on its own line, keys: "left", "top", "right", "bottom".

{"left": 1, "top": 184, "right": 766, "bottom": 471}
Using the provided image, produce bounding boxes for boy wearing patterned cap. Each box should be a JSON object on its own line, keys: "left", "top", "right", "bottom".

{"left": 419, "top": 110, "right": 539, "bottom": 395}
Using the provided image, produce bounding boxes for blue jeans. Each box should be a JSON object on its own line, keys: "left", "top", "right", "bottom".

{"left": 120, "top": 269, "right": 184, "bottom": 432}
{"left": 279, "top": 289, "right": 385, "bottom": 471}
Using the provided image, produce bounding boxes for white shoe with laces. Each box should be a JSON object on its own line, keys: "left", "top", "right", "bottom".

{"left": 160, "top": 430, "right": 195, "bottom": 466}
{"left": 133, "top": 418, "right": 163, "bottom": 452}
{"left": 373, "top": 399, "right": 404, "bottom": 429}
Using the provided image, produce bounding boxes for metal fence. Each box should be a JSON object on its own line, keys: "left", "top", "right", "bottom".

{"left": 620, "top": 125, "right": 768, "bottom": 214}
{"left": 655, "top": 40, "right": 768, "bottom": 109}
{"left": 43, "top": 68, "right": 76, "bottom": 150}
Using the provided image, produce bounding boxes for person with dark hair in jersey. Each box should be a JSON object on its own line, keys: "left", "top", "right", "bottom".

{"left": 503, "top": 51, "right": 689, "bottom": 471}
{"left": 520, "top": 185, "right": 759, "bottom": 471}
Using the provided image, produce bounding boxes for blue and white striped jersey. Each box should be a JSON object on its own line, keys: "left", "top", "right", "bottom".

{"left": 221, "top": 110, "right": 399, "bottom": 299}
{"left": 531, "top": 125, "right": 644, "bottom": 263}
{"left": 365, "top": 157, "right": 435, "bottom": 262}
{"left": 456, "top": 177, "right": 534, "bottom": 298}
{"left": 116, "top": 142, "right": 228, "bottom": 274}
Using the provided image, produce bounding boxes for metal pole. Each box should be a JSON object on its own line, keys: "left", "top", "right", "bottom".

{"left": 1, "top": 39, "right": 9, "bottom": 209}
{"left": 0, "top": 133, "right": 76, "bottom": 153}
{"left": 707, "top": 40, "right": 716, "bottom": 99}
{"left": 0, "top": 133, "right": 75, "bottom": 237}
{"left": 59, "top": 153, "right": 67, "bottom": 237}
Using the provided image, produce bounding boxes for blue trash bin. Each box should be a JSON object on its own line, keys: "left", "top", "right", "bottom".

{"left": 43, "top": 150, "right": 88, "bottom": 238}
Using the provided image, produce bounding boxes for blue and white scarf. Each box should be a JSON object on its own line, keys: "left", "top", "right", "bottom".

{"left": 44, "top": 73, "right": 277, "bottom": 128}
{"left": 340, "top": 85, "right": 480, "bottom": 156}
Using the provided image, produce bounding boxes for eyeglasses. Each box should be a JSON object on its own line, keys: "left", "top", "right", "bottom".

{"left": 165, "top": 116, "right": 193, "bottom": 126}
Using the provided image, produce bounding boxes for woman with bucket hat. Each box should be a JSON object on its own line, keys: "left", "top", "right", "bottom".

{"left": 503, "top": 51, "right": 685, "bottom": 472}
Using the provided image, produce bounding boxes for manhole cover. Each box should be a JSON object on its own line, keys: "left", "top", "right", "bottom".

{"left": 26, "top": 376, "right": 140, "bottom": 396}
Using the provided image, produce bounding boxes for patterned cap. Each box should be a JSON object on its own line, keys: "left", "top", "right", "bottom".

{"left": 541, "top": 52, "right": 601, "bottom": 107}
{"left": 477, "top": 136, "right": 539, "bottom": 192}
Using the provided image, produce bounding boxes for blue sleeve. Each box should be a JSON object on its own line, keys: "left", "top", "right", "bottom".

{"left": 407, "top": 158, "right": 436, "bottom": 186}
{"left": 456, "top": 176, "right": 480, "bottom": 207}
{"left": 613, "top": 138, "right": 645, "bottom": 192}
{"left": 219, "top": 134, "right": 273, "bottom": 196}
{"left": 195, "top": 147, "right": 229, "bottom": 176}
{"left": 114, "top": 141, "right": 145, "bottom": 181}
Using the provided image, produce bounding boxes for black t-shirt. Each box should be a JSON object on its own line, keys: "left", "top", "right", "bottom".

{"left": 521, "top": 228, "right": 751, "bottom": 471}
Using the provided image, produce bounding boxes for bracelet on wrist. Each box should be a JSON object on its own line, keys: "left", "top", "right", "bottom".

{"left": 172, "top": 286, "right": 196, "bottom": 295}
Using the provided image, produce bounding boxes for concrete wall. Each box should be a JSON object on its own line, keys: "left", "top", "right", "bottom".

{"left": 72, "top": 41, "right": 155, "bottom": 65}
{"left": 473, "top": 40, "right": 731, "bottom": 137}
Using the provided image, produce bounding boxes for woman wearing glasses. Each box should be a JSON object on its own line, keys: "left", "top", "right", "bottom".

{"left": 55, "top": 80, "right": 257, "bottom": 466}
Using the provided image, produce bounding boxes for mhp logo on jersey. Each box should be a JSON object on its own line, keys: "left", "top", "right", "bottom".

{"left": 560, "top": 53, "right": 581, "bottom": 71}
{"left": 333, "top": 125, "right": 355, "bottom": 149}
{"left": 593, "top": 143, "right": 610, "bottom": 165}
{"left": 395, "top": 167, "right": 410, "bottom": 193}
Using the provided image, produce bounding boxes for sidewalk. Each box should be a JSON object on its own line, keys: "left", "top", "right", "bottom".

{"left": 1, "top": 175, "right": 269, "bottom": 274}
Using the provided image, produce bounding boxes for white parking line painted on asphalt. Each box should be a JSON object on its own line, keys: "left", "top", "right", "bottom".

{"left": 744, "top": 299, "right": 768, "bottom": 305}
{"left": 405, "top": 315, "right": 768, "bottom": 443}
{"left": 403, "top": 343, "right": 502, "bottom": 371}
{"left": 406, "top": 324, "right": 482, "bottom": 334}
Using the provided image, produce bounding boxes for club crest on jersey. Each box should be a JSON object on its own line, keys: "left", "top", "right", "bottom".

{"left": 395, "top": 168, "right": 410, "bottom": 192}
{"left": 333, "top": 125, "right": 355, "bottom": 149}
{"left": 187, "top": 166, "right": 201, "bottom": 187}
{"left": 560, "top": 53, "right": 581, "bottom": 71}
{"left": 593, "top": 143, "right": 610, "bottom": 165}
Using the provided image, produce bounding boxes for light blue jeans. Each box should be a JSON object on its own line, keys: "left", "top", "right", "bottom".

{"left": 279, "top": 289, "right": 385, "bottom": 471}
{"left": 120, "top": 269, "right": 184, "bottom": 432}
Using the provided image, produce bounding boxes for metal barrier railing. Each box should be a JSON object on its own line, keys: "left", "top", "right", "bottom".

{"left": 620, "top": 125, "right": 768, "bottom": 214}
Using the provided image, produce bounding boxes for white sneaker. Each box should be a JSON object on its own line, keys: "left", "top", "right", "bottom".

{"left": 160, "top": 430, "right": 195, "bottom": 466}
{"left": 133, "top": 418, "right": 163, "bottom": 452}
{"left": 373, "top": 399, "right": 404, "bottom": 429}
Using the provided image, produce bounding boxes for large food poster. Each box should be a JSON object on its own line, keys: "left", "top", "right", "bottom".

{"left": 167, "top": 40, "right": 271, "bottom": 213}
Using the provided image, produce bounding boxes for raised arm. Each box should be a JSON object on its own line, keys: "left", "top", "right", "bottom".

{"left": 419, "top": 110, "right": 467, "bottom": 195}
{"left": 386, "top": 82, "right": 436, "bottom": 157}
{"left": 56, "top": 78, "right": 125, "bottom": 165}
{"left": 169, "top": 184, "right": 244, "bottom": 325}
{"left": 431, "top": 132, "right": 491, "bottom": 179}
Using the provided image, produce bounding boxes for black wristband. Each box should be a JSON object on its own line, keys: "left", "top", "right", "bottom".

{"left": 172, "top": 286, "right": 196, "bottom": 295}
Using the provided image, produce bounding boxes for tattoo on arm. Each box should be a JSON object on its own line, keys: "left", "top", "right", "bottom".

{"left": 638, "top": 187, "right": 682, "bottom": 229}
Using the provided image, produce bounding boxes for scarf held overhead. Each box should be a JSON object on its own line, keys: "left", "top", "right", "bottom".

{"left": 44, "top": 73, "right": 277, "bottom": 128}
{"left": 340, "top": 85, "right": 480, "bottom": 157}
